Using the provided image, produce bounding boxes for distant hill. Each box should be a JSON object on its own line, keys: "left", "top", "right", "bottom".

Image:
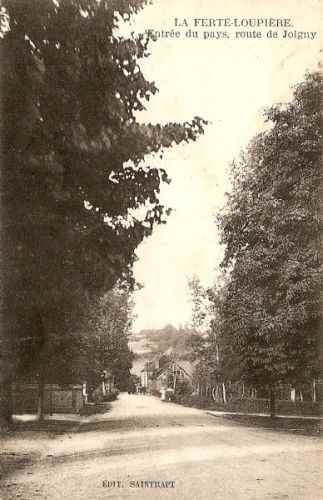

{"left": 130, "top": 325, "right": 194, "bottom": 369}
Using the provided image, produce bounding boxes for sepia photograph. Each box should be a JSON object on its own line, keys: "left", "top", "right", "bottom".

{"left": 0, "top": 0, "right": 322, "bottom": 499}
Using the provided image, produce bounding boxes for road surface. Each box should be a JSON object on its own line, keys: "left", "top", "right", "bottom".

{"left": 1, "top": 393, "right": 322, "bottom": 499}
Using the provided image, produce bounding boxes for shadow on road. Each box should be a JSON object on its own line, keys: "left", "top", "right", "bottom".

{"left": 9, "top": 419, "right": 79, "bottom": 434}
{"left": 77, "top": 414, "right": 213, "bottom": 433}
{"left": 0, "top": 452, "right": 34, "bottom": 480}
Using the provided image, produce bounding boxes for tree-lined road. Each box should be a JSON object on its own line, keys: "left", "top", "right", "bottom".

{"left": 1, "top": 394, "right": 322, "bottom": 500}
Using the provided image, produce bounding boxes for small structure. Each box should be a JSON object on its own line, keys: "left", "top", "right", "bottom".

{"left": 140, "top": 361, "right": 155, "bottom": 390}
{"left": 12, "top": 384, "right": 84, "bottom": 414}
{"left": 137, "top": 353, "right": 195, "bottom": 397}
{"left": 155, "top": 360, "right": 194, "bottom": 394}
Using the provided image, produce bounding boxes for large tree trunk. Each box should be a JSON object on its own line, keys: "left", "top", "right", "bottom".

{"left": 269, "top": 388, "right": 276, "bottom": 418}
{"left": 36, "top": 313, "right": 46, "bottom": 421}
{"left": 0, "top": 343, "right": 15, "bottom": 427}
{"left": 0, "top": 380, "right": 13, "bottom": 427}
{"left": 37, "top": 370, "right": 45, "bottom": 421}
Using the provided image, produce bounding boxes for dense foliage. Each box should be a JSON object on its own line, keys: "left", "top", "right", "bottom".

{"left": 76, "top": 285, "right": 135, "bottom": 391}
{"left": 217, "top": 72, "right": 322, "bottom": 396}
{"left": 185, "top": 73, "right": 322, "bottom": 414}
{"left": 0, "top": 0, "right": 205, "bottom": 420}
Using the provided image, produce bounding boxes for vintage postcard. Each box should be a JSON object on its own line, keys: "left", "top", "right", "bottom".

{"left": 0, "top": 0, "right": 322, "bottom": 499}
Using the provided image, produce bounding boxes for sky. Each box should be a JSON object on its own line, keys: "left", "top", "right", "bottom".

{"left": 124, "top": 0, "right": 322, "bottom": 332}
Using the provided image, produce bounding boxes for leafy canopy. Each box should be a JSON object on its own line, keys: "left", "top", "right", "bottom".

{"left": 218, "top": 72, "right": 322, "bottom": 387}
{"left": 1, "top": 0, "right": 206, "bottom": 381}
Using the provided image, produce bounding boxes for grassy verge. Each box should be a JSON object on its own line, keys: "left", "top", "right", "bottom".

{"left": 209, "top": 413, "right": 322, "bottom": 436}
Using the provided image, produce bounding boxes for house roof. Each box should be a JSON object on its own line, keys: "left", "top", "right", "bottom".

{"left": 156, "top": 360, "right": 195, "bottom": 379}
{"left": 177, "top": 361, "right": 194, "bottom": 378}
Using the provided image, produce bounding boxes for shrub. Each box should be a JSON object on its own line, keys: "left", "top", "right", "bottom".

{"left": 102, "top": 389, "right": 119, "bottom": 402}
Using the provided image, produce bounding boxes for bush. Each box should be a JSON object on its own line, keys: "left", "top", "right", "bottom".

{"left": 173, "top": 380, "right": 194, "bottom": 404}
{"left": 102, "top": 389, "right": 119, "bottom": 402}
{"left": 174, "top": 393, "right": 210, "bottom": 408}
{"left": 175, "top": 395, "right": 323, "bottom": 416}
{"left": 176, "top": 380, "right": 192, "bottom": 398}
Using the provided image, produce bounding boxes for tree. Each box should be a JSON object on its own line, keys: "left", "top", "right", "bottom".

{"left": 188, "top": 275, "right": 212, "bottom": 334}
{"left": 72, "top": 284, "right": 135, "bottom": 392}
{"left": 188, "top": 276, "right": 223, "bottom": 400}
{"left": 218, "top": 72, "right": 322, "bottom": 416}
{"left": 0, "top": 0, "right": 206, "bottom": 422}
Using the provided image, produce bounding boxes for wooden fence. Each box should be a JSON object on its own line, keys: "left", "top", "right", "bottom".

{"left": 12, "top": 384, "right": 84, "bottom": 414}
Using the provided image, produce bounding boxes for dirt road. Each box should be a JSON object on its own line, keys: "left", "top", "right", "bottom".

{"left": 1, "top": 393, "right": 322, "bottom": 500}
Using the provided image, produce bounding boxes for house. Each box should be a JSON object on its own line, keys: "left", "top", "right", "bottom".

{"left": 155, "top": 360, "right": 194, "bottom": 393}
{"left": 140, "top": 361, "right": 155, "bottom": 389}
{"left": 138, "top": 351, "right": 195, "bottom": 396}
